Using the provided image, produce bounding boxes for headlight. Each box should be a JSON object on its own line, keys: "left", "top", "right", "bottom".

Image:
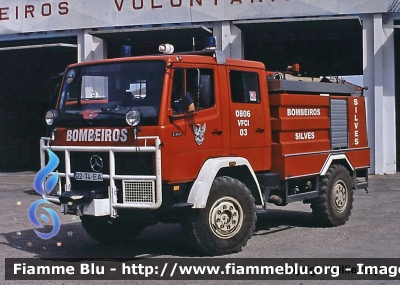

{"left": 45, "top": 110, "right": 58, "bottom": 126}
{"left": 126, "top": 110, "right": 141, "bottom": 126}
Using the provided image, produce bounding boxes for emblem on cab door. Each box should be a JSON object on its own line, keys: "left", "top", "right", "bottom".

{"left": 193, "top": 123, "right": 206, "bottom": 146}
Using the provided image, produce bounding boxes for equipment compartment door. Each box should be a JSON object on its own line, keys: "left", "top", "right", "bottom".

{"left": 228, "top": 69, "right": 266, "bottom": 170}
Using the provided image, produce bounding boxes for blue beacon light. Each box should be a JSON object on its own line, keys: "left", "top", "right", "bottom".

{"left": 120, "top": 45, "right": 131, "bottom": 57}
{"left": 204, "top": 37, "right": 216, "bottom": 50}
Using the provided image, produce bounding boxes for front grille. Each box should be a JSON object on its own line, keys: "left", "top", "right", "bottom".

{"left": 47, "top": 151, "right": 155, "bottom": 198}
{"left": 50, "top": 151, "right": 154, "bottom": 176}
{"left": 123, "top": 180, "right": 155, "bottom": 204}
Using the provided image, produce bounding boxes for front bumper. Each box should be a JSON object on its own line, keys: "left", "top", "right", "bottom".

{"left": 39, "top": 136, "right": 162, "bottom": 217}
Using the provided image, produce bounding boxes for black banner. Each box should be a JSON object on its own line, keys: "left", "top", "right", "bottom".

{"left": 5, "top": 258, "right": 400, "bottom": 280}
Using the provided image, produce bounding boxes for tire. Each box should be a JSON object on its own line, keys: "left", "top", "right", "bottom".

{"left": 81, "top": 215, "right": 146, "bottom": 245}
{"left": 310, "top": 164, "right": 353, "bottom": 226}
{"left": 183, "top": 176, "right": 257, "bottom": 256}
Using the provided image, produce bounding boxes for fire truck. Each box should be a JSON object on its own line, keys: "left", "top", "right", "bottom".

{"left": 41, "top": 38, "right": 370, "bottom": 255}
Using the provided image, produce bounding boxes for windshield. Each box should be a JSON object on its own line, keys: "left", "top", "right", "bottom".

{"left": 57, "top": 60, "right": 165, "bottom": 127}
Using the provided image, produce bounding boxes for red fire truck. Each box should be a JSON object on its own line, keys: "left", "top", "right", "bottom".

{"left": 41, "top": 39, "right": 370, "bottom": 255}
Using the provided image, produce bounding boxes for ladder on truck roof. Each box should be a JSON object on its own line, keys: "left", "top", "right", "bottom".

{"left": 267, "top": 79, "right": 356, "bottom": 95}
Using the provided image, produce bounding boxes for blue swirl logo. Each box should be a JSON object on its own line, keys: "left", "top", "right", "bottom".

{"left": 29, "top": 149, "right": 61, "bottom": 239}
{"left": 28, "top": 199, "right": 61, "bottom": 239}
{"left": 33, "top": 149, "right": 59, "bottom": 196}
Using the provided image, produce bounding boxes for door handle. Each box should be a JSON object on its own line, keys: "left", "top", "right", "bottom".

{"left": 212, "top": 129, "right": 223, "bottom": 135}
{"left": 256, "top": 128, "right": 265, "bottom": 133}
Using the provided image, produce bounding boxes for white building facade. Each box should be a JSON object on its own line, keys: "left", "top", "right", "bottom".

{"left": 0, "top": 0, "right": 397, "bottom": 174}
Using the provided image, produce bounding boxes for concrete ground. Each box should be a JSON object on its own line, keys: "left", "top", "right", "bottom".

{"left": 0, "top": 171, "right": 399, "bottom": 285}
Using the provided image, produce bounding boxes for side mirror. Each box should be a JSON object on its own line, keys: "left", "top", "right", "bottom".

{"left": 167, "top": 109, "right": 198, "bottom": 120}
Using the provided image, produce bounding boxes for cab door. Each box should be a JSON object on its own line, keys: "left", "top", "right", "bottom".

{"left": 227, "top": 68, "right": 266, "bottom": 170}
{"left": 164, "top": 67, "right": 223, "bottom": 183}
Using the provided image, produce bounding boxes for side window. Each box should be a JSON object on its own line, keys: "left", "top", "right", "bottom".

{"left": 171, "top": 69, "right": 187, "bottom": 114}
{"left": 171, "top": 68, "right": 215, "bottom": 114}
{"left": 229, "top": 70, "right": 260, "bottom": 103}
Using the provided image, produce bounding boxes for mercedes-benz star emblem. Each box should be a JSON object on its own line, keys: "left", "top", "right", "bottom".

{"left": 90, "top": 155, "right": 103, "bottom": 172}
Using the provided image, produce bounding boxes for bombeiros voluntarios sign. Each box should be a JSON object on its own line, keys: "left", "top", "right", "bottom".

{"left": 0, "top": 0, "right": 390, "bottom": 35}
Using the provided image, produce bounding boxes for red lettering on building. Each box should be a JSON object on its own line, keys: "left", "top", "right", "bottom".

{"left": 25, "top": 5, "right": 34, "bottom": 18}
{"left": 58, "top": 2, "right": 69, "bottom": 15}
{"left": 133, "top": 0, "right": 144, "bottom": 10}
{"left": 151, "top": 0, "right": 162, "bottom": 8}
{"left": 0, "top": 7, "right": 9, "bottom": 20}
{"left": 171, "top": 0, "right": 182, "bottom": 8}
{"left": 42, "top": 3, "right": 51, "bottom": 17}
{"left": 190, "top": 0, "right": 202, "bottom": 6}
{"left": 114, "top": 0, "right": 124, "bottom": 11}
{"left": 0, "top": 2, "right": 68, "bottom": 21}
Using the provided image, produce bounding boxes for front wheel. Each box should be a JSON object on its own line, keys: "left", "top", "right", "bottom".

{"left": 310, "top": 164, "right": 353, "bottom": 226}
{"left": 183, "top": 176, "right": 257, "bottom": 256}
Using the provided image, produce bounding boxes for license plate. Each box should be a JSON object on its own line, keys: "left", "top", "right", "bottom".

{"left": 74, "top": 172, "right": 103, "bottom": 181}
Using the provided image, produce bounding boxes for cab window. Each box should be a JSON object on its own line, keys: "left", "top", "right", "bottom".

{"left": 171, "top": 68, "right": 215, "bottom": 114}
{"left": 229, "top": 70, "right": 260, "bottom": 103}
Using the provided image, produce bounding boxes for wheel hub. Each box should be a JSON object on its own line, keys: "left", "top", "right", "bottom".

{"left": 333, "top": 179, "right": 348, "bottom": 213}
{"left": 209, "top": 196, "right": 243, "bottom": 239}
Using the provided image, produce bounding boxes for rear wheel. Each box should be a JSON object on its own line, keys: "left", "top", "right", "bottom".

{"left": 310, "top": 164, "right": 353, "bottom": 226}
{"left": 183, "top": 176, "right": 256, "bottom": 256}
{"left": 81, "top": 215, "right": 146, "bottom": 245}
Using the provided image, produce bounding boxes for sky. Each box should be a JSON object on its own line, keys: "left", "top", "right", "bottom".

{"left": 342, "top": 75, "right": 363, "bottom": 87}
